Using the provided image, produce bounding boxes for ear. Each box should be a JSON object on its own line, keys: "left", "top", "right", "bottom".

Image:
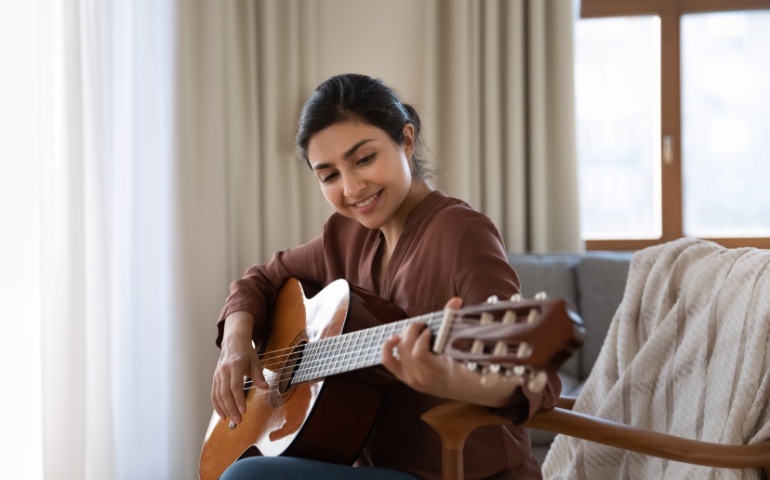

{"left": 402, "top": 123, "right": 415, "bottom": 160}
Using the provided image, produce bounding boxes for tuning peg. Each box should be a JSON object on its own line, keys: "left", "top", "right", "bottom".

{"left": 486, "top": 295, "right": 499, "bottom": 304}
{"left": 509, "top": 293, "right": 522, "bottom": 302}
{"left": 527, "top": 370, "right": 548, "bottom": 393}
{"left": 517, "top": 342, "right": 532, "bottom": 359}
{"left": 534, "top": 291, "right": 547, "bottom": 300}
{"left": 465, "top": 361, "right": 478, "bottom": 372}
{"left": 513, "top": 365, "right": 526, "bottom": 377}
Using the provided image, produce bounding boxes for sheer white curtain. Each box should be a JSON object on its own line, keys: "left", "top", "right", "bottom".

{"left": 40, "top": 0, "right": 184, "bottom": 478}
{"left": 1, "top": 2, "right": 46, "bottom": 478}
{"left": 1, "top": 0, "right": 214, "bottom": 478}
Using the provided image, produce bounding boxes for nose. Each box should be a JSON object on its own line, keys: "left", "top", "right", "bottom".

{"left": 341, "top": 170, "right": 365, "bottom": 198}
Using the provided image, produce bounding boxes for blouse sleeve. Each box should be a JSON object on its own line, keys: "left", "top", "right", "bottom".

{"left": 449, "top": 214, "right": 520, "bottom": 305}
{"left": 448, "top": 213, "right": 562, "bottom": 423}
{"left": 215, "top": 232, "right": 327, "bottom": 347}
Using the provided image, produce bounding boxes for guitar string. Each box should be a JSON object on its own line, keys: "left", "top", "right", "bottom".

{"left": 255, "top": 315, "right": 451, "bottom": 375}
{"left": 239, "top": 338, "right": 526, "bottom": 401}
{"left": 253, "top": 313, "right": 457, "bottom": 372}
{"left": 249, "top": 305, "right": 522, "bottom": 372}
{"left": 229, "top": 314, "right": 457, "bottom": 395}
{"left": 254, "top": 311, "right": 474, "bottom": 376}
{"left": 241, "top": 315, "right": 525, "bottom": 395}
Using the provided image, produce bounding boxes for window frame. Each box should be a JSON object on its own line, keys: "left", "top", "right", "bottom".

{"left": 580, "top": 0, "right": 770, "bottom": 251}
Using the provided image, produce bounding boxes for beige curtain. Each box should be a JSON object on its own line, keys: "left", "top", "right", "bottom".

{"left": 178, "top": 0, "right": 331, "bottom": 277}
{"left": 423, "top": 0, "right": 581, "bottom": 253}
{"left": 174, "top": 0, "right": 332, "bottom": 475}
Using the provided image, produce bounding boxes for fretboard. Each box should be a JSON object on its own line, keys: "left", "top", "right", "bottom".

{"left": 291, "top": 311, "right": 446, "bottom": 384}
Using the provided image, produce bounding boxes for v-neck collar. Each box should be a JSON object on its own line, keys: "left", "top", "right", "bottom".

{"left": 369, "top": 190, "right": 446, "bottom": 297}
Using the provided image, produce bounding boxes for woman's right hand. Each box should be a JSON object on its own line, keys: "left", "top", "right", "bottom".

{"left": 211, "top": 311, "right": 268, "bottom": 425}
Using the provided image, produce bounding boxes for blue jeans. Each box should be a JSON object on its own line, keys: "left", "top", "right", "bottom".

{"left": 219, "top": 456, "right": 421, "bottom": 480}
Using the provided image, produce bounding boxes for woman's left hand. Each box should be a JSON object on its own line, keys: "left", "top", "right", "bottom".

{"left": 382, "top": 297, "right": 524, "bottom": 407}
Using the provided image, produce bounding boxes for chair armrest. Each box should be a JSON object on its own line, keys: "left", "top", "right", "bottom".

{"left": 554, "top": 395, "right": 576, "bottom": 410}
{"left": 525, "top": 407, "right": 770, "bottom": 473}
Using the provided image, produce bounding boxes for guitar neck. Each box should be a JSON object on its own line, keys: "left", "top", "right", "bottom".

{"left": 292, "top": 311, "right": 445, "bottom": 384}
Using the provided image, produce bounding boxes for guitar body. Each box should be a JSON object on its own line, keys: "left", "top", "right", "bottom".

{"left": 199, "top": 278, "right": 405, "bottom": 480}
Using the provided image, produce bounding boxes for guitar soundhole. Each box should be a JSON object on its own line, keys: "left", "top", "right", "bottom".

{"left": 277, "top": 341, "right": 306, "bottom": 395}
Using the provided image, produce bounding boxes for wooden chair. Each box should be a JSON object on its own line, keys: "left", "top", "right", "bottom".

{"left": 422, "top": 399, "right": 770, "bottom": 480}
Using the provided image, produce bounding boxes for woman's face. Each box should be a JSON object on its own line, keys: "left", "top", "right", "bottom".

{"left": 307, "top": 119, "right": 416, "bottom": 233}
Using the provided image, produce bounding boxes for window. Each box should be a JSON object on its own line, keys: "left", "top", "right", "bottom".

{"left": 576, "top": 0, "right": 770, "bottom": 250}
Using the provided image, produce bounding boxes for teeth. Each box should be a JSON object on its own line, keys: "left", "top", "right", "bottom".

{"left": 356, "top": 192, "right": 379, "bottom": 207}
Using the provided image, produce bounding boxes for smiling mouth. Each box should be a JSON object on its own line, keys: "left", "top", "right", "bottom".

{"left": 353, "top": 191, "right": 380, "bottom": 208}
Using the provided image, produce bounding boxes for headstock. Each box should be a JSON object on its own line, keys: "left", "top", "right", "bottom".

{"left": 438, "top": 293, "right": 584, "bottom": 392}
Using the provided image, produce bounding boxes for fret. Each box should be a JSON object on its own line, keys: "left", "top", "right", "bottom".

{"left": 363, "top": 326, "right": 378, "bottom": 367}
{"left": 327, "top": 335, "right": 342, "bottom": 377}
{"left": 315, "top": 337, "right": 331, "bottom": 379}
{"left": 337, "top": 333, "right": 350, "bottom": 376}
{"left": 295, "top": 340, "right": 317, "bottom": 383}
{"left": 351, "top": 329, "right": 365, "bottom": 370}
{"left": 350, "top": 332, "right": 360, "bottom": 371}
{"left": 325, "top": 335, "right": 338, "bottom": 378}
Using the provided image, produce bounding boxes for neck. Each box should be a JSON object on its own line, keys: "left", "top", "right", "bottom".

{"left": 380, "top": 180, "right": 433, "bottom": 249}
{"left": 292, "top": 310, "right": 446, "bottom": 383}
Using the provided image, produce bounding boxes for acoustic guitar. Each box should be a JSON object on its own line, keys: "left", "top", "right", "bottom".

{"left": 199, "top": 278, "right": 583, "bottom": 480}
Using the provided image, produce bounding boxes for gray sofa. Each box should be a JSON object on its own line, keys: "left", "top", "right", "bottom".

{"left": 507, "top": 251, "right": 635, "bottom": 464}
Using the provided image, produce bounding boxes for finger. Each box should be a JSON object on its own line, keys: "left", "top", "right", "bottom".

{"left": 399, "top": 322, "right": 425, "bottom": 347}
{"left": 216, "top": 370, "right": 240, "bottom": 421}
{"left": 211, "top": 378, "right": 226, "bottom": 421}
{"left": 414, "top": 327, "right": 432, "bottom": 354}
{"left": 216, "top": 373, "right": 242, "bottom": 424}
{"left": 250, "top": 355, "right": 268, "bottom": 390}
{"left": 381, "top": 335, "right": 403, "bottom": 376}
{"left": 234, "top": 376, "right": 248, "bottom": 417}
{"left": 444, "top": 297, "right": 463, "bottom": 310}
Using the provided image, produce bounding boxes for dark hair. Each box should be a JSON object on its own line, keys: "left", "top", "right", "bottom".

{"left": 296, "top": 73, "right": 429, "bottom": 179}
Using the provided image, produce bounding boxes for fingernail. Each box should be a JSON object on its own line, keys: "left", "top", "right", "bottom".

{"left": 239, "top": 406, "right": 246, "bottom": 414}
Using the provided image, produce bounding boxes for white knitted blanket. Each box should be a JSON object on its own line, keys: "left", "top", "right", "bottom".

{"left": 542, "top": 238, "right": 770, "bottom": 480}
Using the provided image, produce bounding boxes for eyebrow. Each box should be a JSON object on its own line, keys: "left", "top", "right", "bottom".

{"left": 312, "top": 138, "right": 376, "bottom": 170}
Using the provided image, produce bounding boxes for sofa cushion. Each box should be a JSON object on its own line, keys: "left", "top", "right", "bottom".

{"left": 575, "top": 252, "right": 632, "bottom": 378}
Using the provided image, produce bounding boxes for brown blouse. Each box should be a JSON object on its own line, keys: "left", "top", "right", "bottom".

{"left": 217, "top": 190, "right": 561, "bottom": 479}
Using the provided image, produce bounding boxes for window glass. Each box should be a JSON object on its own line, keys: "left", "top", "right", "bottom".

{"left": 575, "top": 16, "right": 662, "bottom": 240}
{"left": 681, "top": 10, "right": 770, "bottom": 237}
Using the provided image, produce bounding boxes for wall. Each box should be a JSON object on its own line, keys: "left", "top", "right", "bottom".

{"left": 317, "top": 0, "right": 429, "bottom": 109}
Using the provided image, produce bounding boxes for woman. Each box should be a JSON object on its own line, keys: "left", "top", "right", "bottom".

{"left": 212, "top": 73, "right": 561, "bottom": 479}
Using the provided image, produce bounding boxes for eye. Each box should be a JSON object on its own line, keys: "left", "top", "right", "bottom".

{"left": 357, "top": 153, "right": 375, "bottom": 166}
{"left": 320, "top": 172, "right": 338, "bottom": 184}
